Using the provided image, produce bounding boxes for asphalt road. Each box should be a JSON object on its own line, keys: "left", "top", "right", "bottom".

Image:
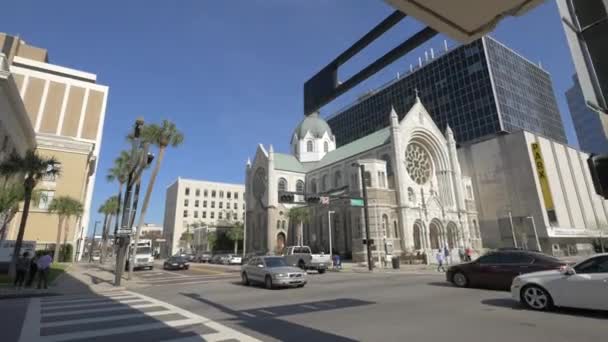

{"left": 2, "top": 269, "right": 607, "bottom": 342}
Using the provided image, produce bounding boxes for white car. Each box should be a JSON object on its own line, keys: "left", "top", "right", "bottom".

{"left": 229, "top": 255, "right": 242, "bottom": 265}
{"left": 511, "top": 253, "right": 608, "bottom": 311}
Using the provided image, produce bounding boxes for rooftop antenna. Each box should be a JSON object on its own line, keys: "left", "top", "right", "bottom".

{"left": 424, "top": 51, "right": 429, "bottom": 62}
{"left": 444, "top": 40, "right": 449, "bottom": 52}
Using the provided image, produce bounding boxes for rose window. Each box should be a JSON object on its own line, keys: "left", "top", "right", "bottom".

{"left": 405, "top": 143, "right": 432, "bottom": 185}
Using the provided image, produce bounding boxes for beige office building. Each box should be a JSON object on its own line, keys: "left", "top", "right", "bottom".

{"left": 163, "top": 178, "right": 246, "bottom": 257}
{"left": 1, "top": 33, "right": 108, "bottom": 260}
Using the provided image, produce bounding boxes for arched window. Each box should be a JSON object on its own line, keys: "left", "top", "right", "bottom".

{"left": 322, "top": 174, "right": 328, "bottom": 191}
{"left": 278, "top": 178, "right": 287, "bottom": 192}
{"left": 307, "top": 140, "right": 313, "bottom": 152}
{"left": 382, "top": 214, "right": 390, "bottom": 238}
{"left": 296, "top": 180, "right": 304, "bottom": 193}
{"left": 324, "top": 141, "right": 329, "bottom": 153}
{"left": 333, "top": 171, "right": 342, "bottom": 188}
{"left": 364, "top": 171, "right": 372, "bottom": 187}
{"left": 277, "top": 220, "right": 281, "bottom": 229}
{"left": 310, "top": 179, "right": 317, "bottom": 193}
{"left": 282, "top": 220, "right": 286, "bottom": 229}
{"left": 408, "top": 187, "right": 416, "bottom": 203}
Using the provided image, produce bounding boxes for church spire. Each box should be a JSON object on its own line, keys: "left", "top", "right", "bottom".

{"left": 390, "top": 106, "right": 399, "bottom": 128}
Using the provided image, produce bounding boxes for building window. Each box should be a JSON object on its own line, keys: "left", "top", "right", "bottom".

{"left": 234, "top": 203, "right": 237, "bottom": 209}
{"left": 296, "top": 180, "right": 304, "bottom": 193}
{"left": 195, "top": 189, "right": 200, "bottom": 196}
{"left": 378, "top": 171, "right": 386, "bottom": 188}
{"left": 211, "top": 212, "right": 214, "bottom": 219}
{"left": 195, "top": 200, "right": 199, "bottom": 208}
{"left": 183, "top": 210, "right": 188, "bottom": 218}
{"left": 194, "top": 211, "right": 199, "bottom": 218}
{"left": 204, "top": 190, "right": 208, "bottom": 197}
{"left": 282, "top": 220, "right": 286, "bottom": 229}
{"left": 42, "top": 165, "right": 57, "bottom": 182}
{"left": 219, "top": 212, "right": 223, "bottom": 219}
{"left": 219, "top": 202, "right": 223, "bottom": 209}
{"left": 212, "top": 190, "right": 216, "bottom": 198}
{"left": 393, "top": 221, "right": 399, "bottom": 238}
{"left": 227, "top": 192, "right": 231, "bottom": 199}
{"left": 324, "top": 141, "right": 329, "bottom": 153}
{"left": 277, "top": 220, "right": 281, "bottom": 229}
{"left": 466, "top": 185, "right": 473, "bottom": 199}
{"left": 322, "top": 174, "right": 328, "bottom": 191}
{"left": 211, "top": 201, "right": 215, "bottom": 208}
{"left": 310, "top": 179, "right": 317, "bottom": 193}
{"left": 278, "top": 178, "right": 287, "bottom": 192}
{"left": 203, "top": 200, "right": 207, "bottom": 208}
{"left": 38, "top": 190, "right": 55, "bottom": 210}
{"left": 382, "top": 215, "right": 389, "bottom": 238}
{"left": 235, "top": 192, "right": 239, "bottom": 200}
{"left": 202, "top": 211, "right": 207, "bottom": 218}
{"left": 185, "top": 188, "right": 190, "bottom": 196}
{"left": 219, "top": 191, "right": 224, "bottom": 198}
{"left": 184, "top": 199, "right": 189, "bottom": 207}
{"left": 307, "top": 140, "right": 313, "bottom": 152}
{"left": 364, "top": 171, "right": 372, "bottom": 187}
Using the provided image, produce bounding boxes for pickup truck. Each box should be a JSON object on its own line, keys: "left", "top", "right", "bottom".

{"left": 283, "top": 246, "right": 330, "bottom": 274}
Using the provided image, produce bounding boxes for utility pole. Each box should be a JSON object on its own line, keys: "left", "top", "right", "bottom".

{"left": 328, "top": 211, "right": 335, "bottom": 262}
{"left": 354, "top": 163, "right": 373, "bottom": 271}
{"left": 89, "top": 220, "right": 100, "bottom": 263}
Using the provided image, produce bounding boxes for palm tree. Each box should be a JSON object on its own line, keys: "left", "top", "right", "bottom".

{"left": 288, "top": 207, "right": 311, "bottom": 246}
{"left": 226, "top": 222, "right": 244, "bottom": 255}
{"left": 98, "top": 196, "right": 119, "bottom": 262}
{"left": 0, "top": 150, "right": 60, "bottom": 277}
{"left": 0, "top": 184, "right": 24, "bottom": 241}
{"left": 48, "top": 196, "right": 83, "bottom": 263}
{"left": 106, "top": 151, "right": 131, "bottom": 235}
{"left": 130, "top": 120, "right": 183, "bottom": 275}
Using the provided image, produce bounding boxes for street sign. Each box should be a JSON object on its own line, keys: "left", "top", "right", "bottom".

{"left": 117, "top": 229, "right": 132, "bottom": 236}
{"left": 350, "top": 198, "right": 364, "bottom": 207}
{"left": 320, "top": 196, "right": 330, "bottom": 205}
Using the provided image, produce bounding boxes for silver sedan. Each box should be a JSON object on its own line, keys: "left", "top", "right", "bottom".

{"left": 241, "top": 256, "right": 307, "bottom": 289}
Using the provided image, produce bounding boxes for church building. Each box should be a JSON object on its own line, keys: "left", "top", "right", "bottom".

{"left": 245, "top": 97, "right": 481, "bottom": 263}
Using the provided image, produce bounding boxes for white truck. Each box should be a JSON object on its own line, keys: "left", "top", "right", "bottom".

{"left": 126, "top": 239, "right": 154, "bottom": 270}
{"left": 283, "top": 246, "right": 330, "bottom": 274}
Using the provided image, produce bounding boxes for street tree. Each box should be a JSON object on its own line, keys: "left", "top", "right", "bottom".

{"left": 106, "top": 150, "right": 131, "bottom": 235}
{"left": 0, "top": 150, "right": 60, "bottom": 277}
{"left": 129, "top": 120, "right": 183, "bottom": 277}
{"left": 288, "top": 207, "right": 311, "bottom": 246}
{"left": 226, "top": 221, "right": 244, "bottom": 255}
{"left": 98, "top": 195, "right": 119, "bottom": 262}
{"left": 48, "top": 196, "right": 83, "bottom": 263}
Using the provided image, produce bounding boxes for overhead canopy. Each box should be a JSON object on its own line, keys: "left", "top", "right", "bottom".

{"left": 384, "top": 0, "right": 544, "bottom": 43}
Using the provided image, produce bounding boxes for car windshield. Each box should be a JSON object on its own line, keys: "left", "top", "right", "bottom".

{"left": 264, "top": 257, "right": 288, "bottom": 268}
{"left": 136, "top": 247, "right": 152, "bottom": 254}
{"left": 169, "top": 257, "right": 184, "bottom": 262}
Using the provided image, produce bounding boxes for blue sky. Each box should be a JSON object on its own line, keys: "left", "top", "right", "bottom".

{"left": 3, "top": 1, "right": 577, "bottom": 234}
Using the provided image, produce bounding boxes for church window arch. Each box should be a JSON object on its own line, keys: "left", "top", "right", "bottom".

{"left": 382, "top": 214, "right": 390, "bottom": 238}
{"left": 278, "top": 178, "right": 287, "bottom": 192}
{"left": 296, "top": 180, "right": 304, "bottom": 193}
{"left": 333, "top": 171, "right": 342, "bottom": 188}
{"left": 310, "top": 179, "right": 317, "bottom": 193}
{"left": 364, "top": 171, "right": 372, "bottom": 187}
{"left": 324, "top": 141, "right": 329, "bottom": 153}
{"left": 307, "top": 140, "right": 314, "bottom": 152}
{"left": 322, "top": 174, "right": 328, "bottom": 191}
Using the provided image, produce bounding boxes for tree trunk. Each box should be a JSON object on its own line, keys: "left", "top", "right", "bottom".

{"left": 53, "top": 216, "right": 64, "bottom": 264}
{"left": 298, "top": 222, "right": 303, "bottom": 246}
{"left": 113, "top": 185, "right": 123, "bottom": 236}
{"left": 127, "top": 177, "right": 143, "bottom": 280}
{"left": 234, "top": 240, "right": 238, "bottom": 255}
{"left": 63, "top": 216, "right": 71, "bottom": 262}
{"left": 130, "top": 147, "right": 165, "bottom": 278}
{"left": 9, "top": 178, "right": 34, "bottom": 279}
{"left": 100, "top": 213, "right": 109, "bottom": 263}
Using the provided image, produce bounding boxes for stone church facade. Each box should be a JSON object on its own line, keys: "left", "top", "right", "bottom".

{"left": 245, "top": 97, "right": 481, "bottom": 263}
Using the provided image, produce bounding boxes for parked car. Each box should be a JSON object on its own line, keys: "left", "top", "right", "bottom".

{"left": 163, "top": 256, "right": 190, "bottom": 270}
{"left": 511, "top": 253, "right": 608, "bottom": 311}
{"left": 241, "top": 256, "right": 307, "bottom": 289}
{"left": 210, "top": 254, "right": 223, "bottom": 264}
{"left": 219, "top": 254, "right": 232, "bottom": 265}
{"left": 283, "top": 246, "right": 330, "bottom": 273}
{"left": 228, "top": 255, "right": 242, "bottom": 265}
{"left": 196, "top": 253, "right": 212, "bottom": 263}
{"left": 446, "top": 250, "right": 566, "bottom": 290}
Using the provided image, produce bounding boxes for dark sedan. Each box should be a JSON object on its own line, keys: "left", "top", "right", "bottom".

{"left": 446, "top": 250, "right": 566, "bottom": 290}
{"left": 163, "top": 256, "right": 190, "bottom": 270}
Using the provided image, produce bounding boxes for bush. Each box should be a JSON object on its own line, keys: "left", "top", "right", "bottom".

{"left": 59, "top": 244, "right": 73, "bottom": 262}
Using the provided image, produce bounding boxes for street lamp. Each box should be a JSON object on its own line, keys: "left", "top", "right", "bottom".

{"left": 371, "top": 199, "right": 383, "bottom": 269}
{"left": 352, "top": 162, "right": 373, "bottom": 271}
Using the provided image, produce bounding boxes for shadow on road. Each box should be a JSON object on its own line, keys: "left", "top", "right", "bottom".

{"left": 182, "top": 292, "right": 373, "bottom": 341}
{"left": 481, "top": 298, "right": 608, "bottom": 319}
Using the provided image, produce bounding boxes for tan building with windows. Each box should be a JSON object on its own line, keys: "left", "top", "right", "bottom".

{"left": 1, "top": 33, "right": 108, "bottom": 260}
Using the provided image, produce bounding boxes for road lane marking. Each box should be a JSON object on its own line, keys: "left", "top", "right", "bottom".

{"left": 42, "top": 298, "right": 145, "bottom": 310}
{"left": 41, "top": 303, "right": 160, "bottom": 317}
{"left": 241, "top": 312, "right": 256, "bottom": 318}
{"left": 18, "top": 298, "right": 41, "bottom": 342}
{"left": 41, "top": 295, "right": 137, "bottom": 306}
{"left": 40, "top": 310, "right": 174, "bottom": 328}
{"left": 257, "top": 309, "right": 275, "bottom": 315}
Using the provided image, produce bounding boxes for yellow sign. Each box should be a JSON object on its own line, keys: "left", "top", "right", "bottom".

{"left": 531, "top": 143, "right": 554, "bottom": 210}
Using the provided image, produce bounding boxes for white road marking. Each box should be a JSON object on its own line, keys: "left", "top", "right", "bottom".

{"left": 18, "top": 298, "right": 41, "bottom": 342}
{"left": 41, "top": 303, "right": 159, "bottom": 317}
{"left": 257, "top": 309, "right": 275, "bottom": 315}
{"left": 241, "top": 311, "right": 256, "bottom": 318}
{"left": 40, "top": 310, "right": 174, "bottom": 328}
{"left": 301, "top": 304, "right": 317, "bottom": 310}
{"left": 42, "top": 298, "right": 145, "bottom": 310}
{"left": 41, "top": 295, "right": 137, "bottom": 306}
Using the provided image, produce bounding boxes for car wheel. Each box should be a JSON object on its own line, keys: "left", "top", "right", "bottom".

{"left": 452, "top": 272, "right": 469, "bottom": 287}
{"left": 265, "top": 276, "right": 273, "bottom": 290}
{"left": 318, "top": 268, "right": 326, "bottom": 274}
{"left": 242, "top": 272, "right": 250, "bottom": 286}
{"left": 521, "top": 285, "right": 553, "bottom": 311}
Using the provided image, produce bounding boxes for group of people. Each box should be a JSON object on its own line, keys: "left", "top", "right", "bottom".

{"left": 13, "top": 251, "right": 53, "bottom": 289}
{"left": 436, "top": 246, "right": 474, "bottom": 272}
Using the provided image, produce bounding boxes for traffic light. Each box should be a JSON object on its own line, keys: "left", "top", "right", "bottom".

{"left": 279, "top": 193, "right": 294, "bottom": 203}
{"left": 588, "top": 154, "right": 608, "bottom": 199}
{"left": 306, "top": 195, "right": 320, "bottom": 204}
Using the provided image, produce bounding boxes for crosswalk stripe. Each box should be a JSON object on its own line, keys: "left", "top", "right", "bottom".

{"left": 40, "top": 310, "right": 174, "bottom": 328}
{"left": 43, "top": 318, "right": 203, "bottom": 342}
{"left": 41, "top": 298, "right": 146, "bottom": 311}
{"left": 42, "top": 295, "right": 136, "bottom": 307}
{"left": 41, "top": 303, "right": 159, "bottom": 317}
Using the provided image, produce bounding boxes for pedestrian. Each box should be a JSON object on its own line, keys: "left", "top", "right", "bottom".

{"left": 36, "top": 252, "right": 53, "bottom": 289}
{"left": 465, "top": 247, "right": 473, "bottom": 262}
{"left": 436, "top": 250, "right": 446, "bottom": 272}
{"left": 26, "top": 253, "right": 38, "bottom": 287}
{"left": 443, "top": 245, "right": 450, "bottom": 265}
{"left": 14, "top": 251, "right": 30, "bottom": 288}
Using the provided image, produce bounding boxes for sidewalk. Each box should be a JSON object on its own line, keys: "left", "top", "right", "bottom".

{"left": 331, "top": 261, "right": 444, "bottom": 275}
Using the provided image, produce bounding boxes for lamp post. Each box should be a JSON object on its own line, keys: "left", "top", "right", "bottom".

{"left": 526, "top": 215, "right": 542, "bottom": 252}
{"left": 352, "top": 162, "right": 373, "bottom": 271}
{"left": 328, "top": 211, "right": 335, "bottom": 262}
{"left": 371, "top": 199, "right": 382, "bottom": 268}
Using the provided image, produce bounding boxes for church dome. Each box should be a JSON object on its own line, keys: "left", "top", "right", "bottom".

{"left": 293, "top": 112, "right": 333, "bottom": 139}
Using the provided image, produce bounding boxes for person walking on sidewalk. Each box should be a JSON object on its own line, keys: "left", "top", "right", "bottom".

{"left": 14, "top": 251, "right": 30, "bottom": 288}
{"left": 26, "top": 253, "right": 38, "bottom": 287}
{"left": 36, "top": 252, "right": 53, "bottom": 289}
{"left": 436, "top": 250, "right": 446, "bottom": 272}
{"left": 443, "top": 245, "right": 450, "bottom": 265}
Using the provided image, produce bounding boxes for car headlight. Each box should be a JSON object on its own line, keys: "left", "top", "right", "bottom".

{"left": 274, "top": 273, "right": 288, "bottom": 278}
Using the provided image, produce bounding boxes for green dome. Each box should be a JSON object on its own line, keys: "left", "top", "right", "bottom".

{"left": 293, "top": 112, "right": 333, "bottom": 139}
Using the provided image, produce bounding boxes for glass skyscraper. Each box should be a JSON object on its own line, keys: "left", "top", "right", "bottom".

{"left": 566, "top": 74, "right": 608, "bottom": 154}
{"left": 327, "top": 36, "right": 566, "bottom": 146}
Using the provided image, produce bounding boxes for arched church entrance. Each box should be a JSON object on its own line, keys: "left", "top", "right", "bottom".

{"left": 429, "top": 220, "right": 441, "bottom": 250}
{"left": 413, "top": 221, "right": 423, "bottom": 250}
{"left": 446, "top": 222, "right": 458, "bottom": 249}
{"left": 276, "top": 232, "right": 286, "bottom": 253}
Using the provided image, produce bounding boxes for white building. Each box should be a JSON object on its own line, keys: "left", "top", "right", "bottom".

{"left": 163, "top": 178, "right": 245, "bottom": 256}
{"left": 459, "top": 130, "right": 608, "bottom": 256}
{"left": 246, "top": 97, "right": 480, "bottom": 263}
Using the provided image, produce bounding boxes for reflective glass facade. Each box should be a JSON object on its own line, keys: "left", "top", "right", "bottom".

{"left": 327, "top": 36, "right": 566, "bottom": 146}
{"left": 566, "top": 74, "right": 608, "bottom": 154}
